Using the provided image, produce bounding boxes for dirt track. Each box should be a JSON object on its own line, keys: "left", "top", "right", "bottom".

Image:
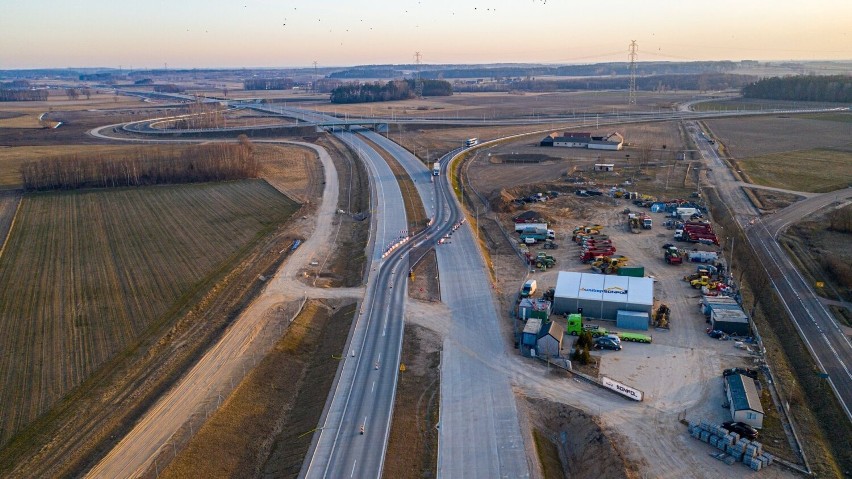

{"left": 85, "top": 141, "right": 348, "bottom": 478}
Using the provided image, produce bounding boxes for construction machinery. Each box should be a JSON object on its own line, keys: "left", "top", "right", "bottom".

{"left": 654, "top": 304, "right": 671, "bottom": 329}
{"left": 542, "top": 239, "right": 558, "bottom": 249}
{"left": 663, "top": 244, "right": 683, "bottom": 265}
{"left": 628, "top": 214, "right": 641, "bottom": 234}
{"left": 535, "top": 252, "right": 557, "bottom": 269}
{"left": 590, "top": 255, "right": 629, "bottom": 274}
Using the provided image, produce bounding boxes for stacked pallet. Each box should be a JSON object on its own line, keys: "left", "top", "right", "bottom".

{"left": 688, "top": 420, "right": 775, "bottom": 471}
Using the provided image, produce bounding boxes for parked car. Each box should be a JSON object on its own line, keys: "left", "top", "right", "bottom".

{"left": 722, "top": 421, "right": 759, "bottom": 440}
{"left": 594, "top": 337, "right": 622, "bottom": 351}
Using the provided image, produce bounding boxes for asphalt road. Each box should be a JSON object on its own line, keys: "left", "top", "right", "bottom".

{"left": 691, "top": 122, "right": 852, "bottom": 421}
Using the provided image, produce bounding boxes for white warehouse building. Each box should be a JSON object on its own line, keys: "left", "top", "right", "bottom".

{"left": 552, "top": 271, "right": 654, "bottom": 320}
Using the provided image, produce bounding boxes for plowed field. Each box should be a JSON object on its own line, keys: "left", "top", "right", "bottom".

{"left": 0, "top": 179, "right": 298, "bottom": 446}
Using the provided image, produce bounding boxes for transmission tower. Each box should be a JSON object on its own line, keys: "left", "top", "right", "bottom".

{"left": 312, "top": 61, "right": 318, "bottom": 93}
{"left": 414, "top": 51, "right": 424, "bottom": 98}
{"left": 628, "top": 40, "right": 638, "bottom": 105}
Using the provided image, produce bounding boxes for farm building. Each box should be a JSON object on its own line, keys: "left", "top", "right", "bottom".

{"left": 552, "top": 271, "right": 654, "bottom": 320}
{"left": 711, "top": 308, "right": 750, "bottom": 336}
{"left": 616, "top": 310, "right": 650, "bottom": 331}
{"left": 594, "top": 163, "right": 615, "bottom": 172}
{"left": 540, "top": 132, "right": 623, "bottom": 150}
{"left": 535, "top": 321, "right": 564, "bottom": 359}
{"left": 725, "top": 373, "right": 764, "bottom": 429}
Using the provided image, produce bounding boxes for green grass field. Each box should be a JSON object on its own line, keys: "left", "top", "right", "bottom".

{"left": 0, "top": 180, "right": 298, "bottom": 446}
{"left": 738, "top": 148, "right": 852, "bottom": 193}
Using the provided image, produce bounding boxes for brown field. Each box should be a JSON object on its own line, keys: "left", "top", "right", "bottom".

{"left": 0, "top": 92, "right": 150, "bottom": 115}
{"left": 736, "top": 149, "right": 852, "bottom": 193}
{"left": 0, "top": 180, "right": 299, "bottom": 447}
{"left": 382, "top": 323, "right": 441, "bottom": 479}
{"left": 0, "top": 114, "right": 43, "bottom": 129}
{"left": 704, "top": 114, "right": 852, "bottom": 158}
{"left": 307, "top": 91, "right": 701, "bottom": 119}
{"left": 160, "top": 300, "right": 355, "bottom": 479}
{"left": 255, "top": 144, "right": 322, "bottom": 203}
{"left": 464, "top": 122, "right": 692, "bottom": 200}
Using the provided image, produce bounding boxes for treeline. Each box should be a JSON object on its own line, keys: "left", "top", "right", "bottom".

{"left": 454, "top": 73, "right": 755, "bottom": 93}
{"left": 244, "top": 78, "right": 295, "bottom": 90}
{"left": 153, "top": 84, "right": 184, "bottom": 93}
{"left": 20, "top": 139, "right": 258, "bottom": 191}
{"left": 0, "top": 89, "right": 48, "bottom": 101}
{"left": 327, "top": 61, "right": 741, "bottom": 80}
{"left": 742, "top": 75, "right": 852, "bottom": 103}
{"left": 330, "top": 79, "right": 452, "bottom": 103}
{"left": 419, "top": 79, "right": 453, "bottom": 96}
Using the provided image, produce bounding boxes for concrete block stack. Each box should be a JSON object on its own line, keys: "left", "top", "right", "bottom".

{"left": 688, "top": 420, "right": 775, "bottom": 471}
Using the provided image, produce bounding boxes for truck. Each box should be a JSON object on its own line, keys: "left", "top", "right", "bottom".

{"left": 642, "top": 215, "right": 652, "bottom": 229}
{"left": 565, "top": 313, "right": 610, "bottom": 337}
{"left": 520, "top": 227, "right": 555, "bottom": 242}
{"left": 432, "top": 162, "right": 440, "bottom": 176}
{"left": 515, "top": 222, "right": 548, "bottom": 233}
{"left": 521, "top": 279, "right": 537, "bottom": 298}
{"left": 464, "top": 137, "right": 479, "bottom": 147}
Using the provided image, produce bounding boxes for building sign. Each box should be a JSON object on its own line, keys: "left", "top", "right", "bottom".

{"left": 581, "top": 286, "right": 628, "bottom": 295}
{"left": 601, "top": 376, "right": 644, "bottom": 401}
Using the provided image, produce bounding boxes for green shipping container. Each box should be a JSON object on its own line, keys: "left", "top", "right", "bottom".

{"left": 617, "top": 266, "right": 645, "bottom": 277}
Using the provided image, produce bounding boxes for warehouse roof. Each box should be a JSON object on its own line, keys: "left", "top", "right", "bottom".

{"left": 554, "top": 271, "right": 654, "bottom": 306}
{"left": 727, "top": 373, "right": 764, "bottom": 414}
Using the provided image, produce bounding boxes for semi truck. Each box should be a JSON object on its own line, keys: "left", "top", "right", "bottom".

{"left": 520, "top": 227, "right": 555, "bottom": 242}
{"left": 565, "top": 314, "right": 610, "bottom": 337}
{"left": 566, "top": 314, "right": 652, "bottom": 342}
{"left": 432, "top": 162, "right": 440, "bottom": 176}
{"left": 514, "top": 222, "right": 548, "bottom": 233}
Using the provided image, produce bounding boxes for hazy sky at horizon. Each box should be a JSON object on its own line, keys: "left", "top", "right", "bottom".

{"left": 1, "top": 0, "right": 851, "bottom": 69}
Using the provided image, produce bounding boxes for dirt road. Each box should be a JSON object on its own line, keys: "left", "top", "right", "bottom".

{"left": 85, "top": 141, "right": 348, "bottom": 478}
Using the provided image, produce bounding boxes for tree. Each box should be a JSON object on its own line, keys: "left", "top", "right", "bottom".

{"left": 65, "top": 88, "right": 79, "bottom": 100}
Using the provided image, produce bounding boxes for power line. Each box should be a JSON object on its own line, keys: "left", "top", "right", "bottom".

{"left": 414, "top": 51, "right": 424, "bottom": 98}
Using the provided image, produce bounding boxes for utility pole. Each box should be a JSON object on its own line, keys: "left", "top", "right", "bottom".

{"left": 628, "top": 40, "right": 638, "bottom": 105}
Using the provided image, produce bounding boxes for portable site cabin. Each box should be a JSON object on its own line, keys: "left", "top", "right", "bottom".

{"left": 711, "top": 308, "right": 750, "bottom": 336}
{"left": 725, "top": 373, "right": 764, "bottom": 429}
{"left": 522, "top": 317, "right": 543, "bottom": 348}
{"left": 616, "top": 310, "right": 650, "bottom": 331}
{"left": 594, "top": 163, "right": 615, "bottom": 172}
{"left": 518, "top": 298, "right": 552, "bottom": 321}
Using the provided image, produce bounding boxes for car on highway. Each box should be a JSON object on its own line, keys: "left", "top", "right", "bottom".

{"left": 721, "top": 421, "right": 759, "bottom": 440}
{"left": 594, "top": 336, "right": 622, "bottom": 351}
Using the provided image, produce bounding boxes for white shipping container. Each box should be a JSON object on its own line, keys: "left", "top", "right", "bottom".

{"left": 515, "top": 222, "right": 548, "bottom": 232}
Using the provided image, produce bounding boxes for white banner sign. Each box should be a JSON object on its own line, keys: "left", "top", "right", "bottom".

{"left": 602, "top": 376, "right": 644, "bottom": 401}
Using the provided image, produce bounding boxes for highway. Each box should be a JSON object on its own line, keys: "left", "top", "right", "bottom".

{"left": 358, "top": 129, "right": 530, "bottom": 476}
{"left": 690, "top": 122, "right": 852, "bottom": 421}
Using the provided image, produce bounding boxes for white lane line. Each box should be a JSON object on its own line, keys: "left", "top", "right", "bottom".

{"left": 351, "top": 460, "right": 357, "bottom": 478}
{"left": 372, "top": 381, "right": 376, "bottom": 393}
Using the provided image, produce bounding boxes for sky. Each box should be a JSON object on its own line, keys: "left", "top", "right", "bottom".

{"left": 1, "top": 0, "right": 851, "bottom": 69}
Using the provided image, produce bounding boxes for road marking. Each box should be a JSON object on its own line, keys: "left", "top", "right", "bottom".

{"left": 351, "top": 460, "right": 357, "bottom": 477}
{"left": 372, "top": 381, "right": 376, "bottom": 393}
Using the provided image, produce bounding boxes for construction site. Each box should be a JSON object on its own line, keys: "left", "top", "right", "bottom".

{"left": 461, "top": 129, "right": 810, "bottom": 477}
